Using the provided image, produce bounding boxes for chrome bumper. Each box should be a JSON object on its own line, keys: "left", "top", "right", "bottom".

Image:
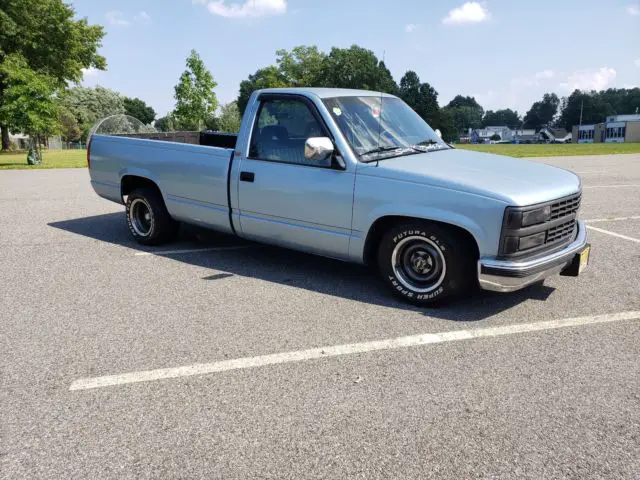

{"left": 478, "top": 220, "right": 588, "bottom": 293}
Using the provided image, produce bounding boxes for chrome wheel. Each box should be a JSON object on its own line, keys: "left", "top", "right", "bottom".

{"left": 391, "top": 236, "right": 446, "bottom": 293}
{"left": 129, "top": 198, "right": 153, "bottom": 236}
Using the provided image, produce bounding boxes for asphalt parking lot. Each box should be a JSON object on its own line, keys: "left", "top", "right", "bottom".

{"left": 1, "top": 154, "right": 639, "bottom": 479}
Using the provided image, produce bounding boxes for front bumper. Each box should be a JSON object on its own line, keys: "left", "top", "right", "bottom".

{"left": 478, "top": 220, "right": 588, "bottom": 293}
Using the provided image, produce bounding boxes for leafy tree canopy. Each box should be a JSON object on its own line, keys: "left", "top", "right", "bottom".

{"left": 0, "top": 54, "right": 60, "bottom": 137}
{"left": 237, "top": 66, "right": 290, "bottom": 115}
{"left": 399, "top": 70, "right": 440, "bottom": 127}
{"left": 173, "top": 49, "right": 218, "bottom": 130}
{"left": 155, "top": 115, "right": 176, "bottom": 132}
{"left": 61, "top": 86, "right": 124, "bottom": 139}
{"left": 124, "top": 97, "right": 156, "bottom": 125}
{"left": 482, "top": 109, "right": 521, "bottom": 129}
{"left": 557, "top": 88, "right": 640, "bottom": 131}
{"left": 0, "top": 0, "right": 106, "bottom": 149}
{"left": 523, "top": 93, "right": 560, "bottom": 130}
{"left": 237, "top": 45, "right": 398, "bottom": 114}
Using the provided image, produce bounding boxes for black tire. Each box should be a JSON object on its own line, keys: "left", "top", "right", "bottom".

{"left": 377, "top": 222, "right": 476, "bottom": 306}
{"left": 125, "top": 187, "right": 179, "bottom": 245}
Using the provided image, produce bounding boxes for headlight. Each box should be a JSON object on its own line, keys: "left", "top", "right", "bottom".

{"left": 504, "top": 205, "right": 551, "bottom": 228}
{"left": 518, "top": 231, "right": 547, "bottom": 250}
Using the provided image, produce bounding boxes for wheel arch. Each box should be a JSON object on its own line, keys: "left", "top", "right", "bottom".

{"left": 120, "top": 174, "right": 162, "bottom": 200}
{"left": 362, "top": 215, "right": 481, "bottom": 266}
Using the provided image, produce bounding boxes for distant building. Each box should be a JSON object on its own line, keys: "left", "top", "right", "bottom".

{"left": 572, "top": 114, "right": 640, "bottom": 144}
{"left": 8, "top": 131, "right": 64, "bottom": 150}
{"left": 469, "top": 126, "right": 513, "bottom": 143}
{"left": 539, "top": 127, "right": 572, "bottom": 143}
{"left": 513, "top": 128, "right": 538, "bottom": 143}
{"left": 8, "top": 132, "right": 29, "bottom": 150}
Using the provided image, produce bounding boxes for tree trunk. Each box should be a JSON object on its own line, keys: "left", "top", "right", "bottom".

{"left": 1, "top": 125, "right": 9, "bottom": 151}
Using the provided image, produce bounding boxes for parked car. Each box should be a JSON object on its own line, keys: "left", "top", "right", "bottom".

{"left": 88, "top": 88, "right": 590, "bottom": 306}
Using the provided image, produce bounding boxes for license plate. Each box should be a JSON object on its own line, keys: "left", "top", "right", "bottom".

{"left": 579, "top": 246, "right": 590, "bottom": 273}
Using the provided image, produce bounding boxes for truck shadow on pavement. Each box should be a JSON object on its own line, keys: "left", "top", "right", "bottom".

{"left": 49, "top": 212, "right": 555, "bottom": 322}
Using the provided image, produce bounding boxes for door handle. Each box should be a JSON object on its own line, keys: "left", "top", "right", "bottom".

{"left": 240, "top": 171, "right": 255, "bottom": 183}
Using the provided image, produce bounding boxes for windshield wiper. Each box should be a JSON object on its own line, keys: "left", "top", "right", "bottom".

{"left": 360, "top": 145, "right": 416, "bottom": 162}
{"left": 409, "top": 141, "right": 449, "bottom": 152}
{"left": 360, "top": 145, "right": 422, "bottom": 163}
{"left": 415, "top": 139, "right": 438, "bottom": 146}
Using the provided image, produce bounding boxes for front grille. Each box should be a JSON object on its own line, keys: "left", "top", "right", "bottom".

{"left": 546, "top": 219, "right": 577, "bottom": 244}
{"left": 550, "top": 193, "right": 581, "bottom": 220}
{"left": 499, "top": 191, "right": 582, "bottom": 259}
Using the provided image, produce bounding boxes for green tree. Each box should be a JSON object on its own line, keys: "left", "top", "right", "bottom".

{"left": 446, "top": 95, "right": 484, "bottom": 113}
{"left": 523, "top": 93, "right": 560, "bottom": 130}
{"left": 217, "top": 101, "right": 241, "bottom": 133}
{"left": 0, "top": 54, "right": 60, "bottom": 160}
{"left": 61, "top": 86, "right": 125, "bottom": 139}
{"left": 237, "top": 66, "right": 290, "bottom": 115}
{"left": 443, "top": 95, "right": 484, "bottom": 133}
{"left": 490, "top": 133, "right": 501, "bottom": 141}
{"left": 154, "top": 115, "right": 176, "bottom": 132}
{"left": 319, "top": 45, "right": 397, "bottom": 93}
{"left": 399, "top": 70, "right": 441, "bottom": 128}
{"left": 399, "top": 71, "right": 421, "bottom": 111}
{"left": 438, "top": 107, "right": 458, "bottom": 142}
{"left": 558, "top": 88, "right": 640, "bottom": 130}
{"left": 173, "top": 49, "right": 218, "bottom": 130}
{"left": 58, "top": 107, "right": 81, "bottom": 142}
{"left": 275, "top": 45, "right": 326, "bottom": 86}
{"left": 0, "top": 0, "right": 106, "bottom": 149}
{"left": 482, "top": 109, "right": 520, "bottom": 129}
{"left": 124, "top": 97, "right": 156, "bottom": 125}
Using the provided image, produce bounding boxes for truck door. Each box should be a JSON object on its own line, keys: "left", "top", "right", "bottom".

{"left": 235, "top": 94, "right": 355, "bottom": 259}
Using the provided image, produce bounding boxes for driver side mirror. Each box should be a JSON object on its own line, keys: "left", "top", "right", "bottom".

{"left": 304, "top": 137, "right": 345, "bottom": 169}
{"left": 304, "top": 137, "right": 334, "bottom": 162}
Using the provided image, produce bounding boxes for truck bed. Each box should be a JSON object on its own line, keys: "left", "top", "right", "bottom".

{"left": 89, "top": 133, "right": 236, "bottom": 234}
{"left": 112, "top": 130, "right": 238, "bottom": 149}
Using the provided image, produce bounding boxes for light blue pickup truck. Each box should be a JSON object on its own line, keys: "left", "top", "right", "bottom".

{"left": 89, "top": 88, "right": 590, "bottom": 305}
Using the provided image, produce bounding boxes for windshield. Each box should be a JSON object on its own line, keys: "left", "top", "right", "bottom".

{"left": 323, "top": 96, "right": 449, "bottom": 161}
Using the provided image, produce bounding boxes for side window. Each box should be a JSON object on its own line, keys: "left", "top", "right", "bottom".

{"left": 249, "top": 98, "right": 330, "bottom": 167}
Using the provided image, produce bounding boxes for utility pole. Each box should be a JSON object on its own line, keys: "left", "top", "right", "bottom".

{"left": 579, "top": 99, "right": 583, "bottom": 127}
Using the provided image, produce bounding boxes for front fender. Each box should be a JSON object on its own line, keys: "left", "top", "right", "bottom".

{"left": 364, "top": 204, "right": 487, "bottom": 249}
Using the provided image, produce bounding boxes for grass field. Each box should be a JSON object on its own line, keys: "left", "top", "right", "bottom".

{"left": 455, "top": 142, "right": 640, "bottom": 157}
{"left": 1, "top": 142, "right": 640, "bottom": 169}
{"left": 0, "top": 149, "right": 87, "bottom": 169}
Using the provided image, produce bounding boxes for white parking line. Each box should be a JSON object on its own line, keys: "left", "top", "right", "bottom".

{"left": 585, "top": 216, "right": 640, "bottom": 223}
{"left": 586, "top": 225, "right": 640, "bottom": 244}
{"left": 134, "top": 246, "right": 252, "bottom": 256}
{"left": 583, "top": 184, "right": 640, "bottom": 189}
{"left": 69, "top": 310, "right": 640, "bottom": 391}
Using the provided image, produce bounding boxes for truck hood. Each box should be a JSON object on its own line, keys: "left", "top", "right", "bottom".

{"left": 358, "top": 148, "right": 581, "bottom": 206}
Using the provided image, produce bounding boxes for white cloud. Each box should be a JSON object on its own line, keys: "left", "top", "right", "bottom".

{"left": 442, "top": 2, "right": 490, "bottom": 25}
{"left": 635, "top": 58, "right": 640, "bottom": 67}
{"left": 134, "top": 11, "right": 152, "bottom": 24}
{"left": 560, "top": 67, "right": 617, "bottom": 92}
{"left": 106, "top": 10, "right": 152, "bottom": 26}
{"left": 105, "top": 11, "right": 131, "bottom": 26}
{"left": 510, "top": 69, "right": 555, "bottom": 87}
{"left": 535, "top": 69, "right": 555, "bottom": 80}
{"left": 81, "top": 67, "right": 99, "bottom": 77}
{"left": 199, "top": 0, "right": 287, "bottom": 18}
{"left": 627, "top": 3, "right": 640, "bottom": 15}
{"left": 405, "top": 23, "right": 417, "bottom": 33}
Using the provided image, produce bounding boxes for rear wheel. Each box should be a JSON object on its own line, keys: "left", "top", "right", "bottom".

{"left": 377, "top": 222, "right": 475, "bottom": 306}
{"left": 125, "top": 187, "right": 179, "bottom": 245}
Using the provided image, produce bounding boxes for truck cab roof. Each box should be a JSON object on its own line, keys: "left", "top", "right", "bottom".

{"left": 255, "top": 87, "right": 398, "bottom": 99}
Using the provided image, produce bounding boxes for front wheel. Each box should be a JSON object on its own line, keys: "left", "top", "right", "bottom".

{"left": 377, "top": 222, "right": 475, "bottom": 306}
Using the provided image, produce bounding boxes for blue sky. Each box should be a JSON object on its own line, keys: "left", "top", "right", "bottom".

{"left": 73, "top": 0, "right": 640, "bottom": 117}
